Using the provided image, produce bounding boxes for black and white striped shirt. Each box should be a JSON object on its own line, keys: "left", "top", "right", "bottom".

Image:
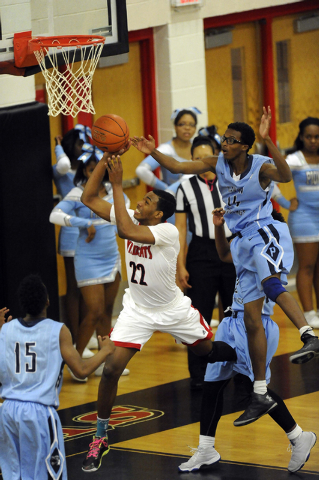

{"left": 176, "top": 175, "right": 232, "bottom": 239}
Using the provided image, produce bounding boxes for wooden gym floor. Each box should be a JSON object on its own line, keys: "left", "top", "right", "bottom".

{"left": 1, "top": 293, "right": 319, "bottom": 479}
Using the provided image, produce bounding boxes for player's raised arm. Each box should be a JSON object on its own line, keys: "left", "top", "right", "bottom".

{"left": 212, "top": 208, "right": 233, "bottom": 263}
{"left": 106, "top": 156, "right": 156, "bottom": 244}
{"left": 81, "top": 153, "right": 113, "bottom": 221}
{"left": 259, "top": 106, "right": 292, "bottom": 184}
{"left": 131, "top": 135, "right": 217, "bottom": 175}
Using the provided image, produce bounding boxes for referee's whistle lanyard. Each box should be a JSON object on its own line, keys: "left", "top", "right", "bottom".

{"left": 204, "top": 176, "right": 217, "bottom": 192}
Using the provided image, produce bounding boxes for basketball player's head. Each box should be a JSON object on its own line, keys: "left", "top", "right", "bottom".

{"left": 18, "top": 274, "right": 49, "bottom": 317}
{"left": 221, "top": 122, "right": 256, "bottom": 161}
{"left": 134, "top": 190, "right": 176, "bottom": 224}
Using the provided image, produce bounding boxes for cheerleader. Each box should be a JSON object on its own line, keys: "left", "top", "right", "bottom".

{"left": 274, "top": 118, "right": 319, "bottom": 328}
{"left": 53, "top": 125, "right": 91, "bottom": 345}
{"left": 135, "top": 107, "right": 201, "bottom": 190}
{"left": 50, "top": 145, "right": 130, "bottom": 379}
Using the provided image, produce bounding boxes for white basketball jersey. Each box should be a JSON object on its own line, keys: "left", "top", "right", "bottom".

{"left": 110, "top": 207, "right": 180, "bottom": 308}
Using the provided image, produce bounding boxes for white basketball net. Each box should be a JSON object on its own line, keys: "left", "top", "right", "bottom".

{"left": 34, "top": 41, "right": 104, "bottom": 117}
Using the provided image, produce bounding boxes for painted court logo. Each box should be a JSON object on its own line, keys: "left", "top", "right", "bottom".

{"left": 63, "top": 405, "right": 164, "bottom": 441}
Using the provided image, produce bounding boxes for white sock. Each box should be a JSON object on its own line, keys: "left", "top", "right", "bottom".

{"left": 300, "top": 326, "right": 315, "bottom": 337}
{"left": 287, "top": 424, "right": 302, "bottom": 441}
{"left": 253, "top": 380, "right": 267, "bottom": 395}
{"left": 199, "top": 434, "right": 215, "bottom": 448}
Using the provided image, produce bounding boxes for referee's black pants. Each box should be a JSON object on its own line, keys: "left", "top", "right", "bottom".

{"left": 186, "top": 235, "right": 236, "bottom": 384}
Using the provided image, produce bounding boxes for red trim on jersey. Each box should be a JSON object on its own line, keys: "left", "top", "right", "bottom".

{"left": 113, "top": 340, "right": 141, "bottom": 350}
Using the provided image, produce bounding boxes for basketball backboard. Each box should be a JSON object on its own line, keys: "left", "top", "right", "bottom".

{"left": 0, "top": 0, "right": 128, "bottom": 76}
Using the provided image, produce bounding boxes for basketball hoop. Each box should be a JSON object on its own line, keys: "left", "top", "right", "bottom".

{"left": 15, "top": 34, "right": 105, "bottom": 117}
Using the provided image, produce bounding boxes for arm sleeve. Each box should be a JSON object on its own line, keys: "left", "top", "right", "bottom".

{"left": 49, "top": 199, "right": 92, "bottom": 228}
{"left": 165, "top": 180, "right": 180, "bottom": 196}
{"left": 136, "top": 160, "right": 169, "bottom": 188}
{"left": 55, "top": 145, "right": 71, "bottom": 175}
{"left": 271, "top": 183, "right": 291, "bottom": 210}
{"left": 285, "top": 152, "right": 304, "bottom": 168}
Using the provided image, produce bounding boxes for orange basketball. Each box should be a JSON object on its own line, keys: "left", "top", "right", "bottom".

{"left": 91, "top": 114, "right": 129, "bottom": 153}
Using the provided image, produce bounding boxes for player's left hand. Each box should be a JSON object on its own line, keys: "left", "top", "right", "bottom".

{"left": 106, "top": 155, "right": 123, "bottom": 185}
{"left": 131, "top": 135, "right": 156, "bottom": 154}
{"left": 212, "top": 208, "right": 226, "bottom": 226}
{"left": 0, "top": 307, "right": 12, "bottom": 328}
{"left": 259, "top": 106, "right": 271, "bottom": 140}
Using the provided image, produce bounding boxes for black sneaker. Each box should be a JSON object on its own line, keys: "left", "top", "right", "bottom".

{"left": 82, "top": 436, "right": 110, "bottom": 472}
{"left": 289, "top": 331, "right": 319, "bottom": 364}
{"left": 233, "top": 392, "right": 278, "bottom": 427}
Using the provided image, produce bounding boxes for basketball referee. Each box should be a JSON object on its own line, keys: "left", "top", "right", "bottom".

{"left": 175, "top": 135, "right": 237, "bottom": 389}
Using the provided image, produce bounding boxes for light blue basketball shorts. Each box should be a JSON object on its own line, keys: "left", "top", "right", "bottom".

{"left": 0, "top": 400, "right": 67, "bottom": 480}
{"left": 230, "top": 220, "right": 294, "bottom": 304}
{"left": 204, "top": 312, "right": 279, "bottom": 383}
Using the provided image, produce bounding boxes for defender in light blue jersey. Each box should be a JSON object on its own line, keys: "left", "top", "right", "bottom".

{"left": 132, "top": 106, "right": 319, "bottom": 426}
{"left": 0, "top": 275, "right": 115, "bottom": 480}
{"left": 178, "top": 209, "right": 317, "bottom": 474}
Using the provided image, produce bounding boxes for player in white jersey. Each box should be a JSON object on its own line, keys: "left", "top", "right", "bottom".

{"left": 178, "top": 209, "right": 317, "bottom": 474}
{"left": 0, "top": 275, "right": 115, "bottom": 480}
{"left": 80, "top": 154, "right": 237, "bottom": 473}
{"left": 131, "top": 106, "right": 319, "bottom": 427}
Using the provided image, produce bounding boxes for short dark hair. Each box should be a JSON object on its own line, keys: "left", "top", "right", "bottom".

{"left": 153, "top": 189, "right": 176, "bottom": 222}
{"left": 227, "top": 122, "right": 256, "bottom": 151}
{"left": 293, "top": 117, "right": 319, "bottom": 152}
{"left": 174, "top": 109, "right": 198, "bottom": 126}
{"left": 191, "top": 135, "right": 215, "bottom": 156}
{"left": 73, "top": 155, "right": 109, "bottom": 186}
{"left": 17, "top": 274, "right": 48, "bottom": 316}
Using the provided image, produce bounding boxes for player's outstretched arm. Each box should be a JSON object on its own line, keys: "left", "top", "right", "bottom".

{"left": 212, "top": 208, "right": 232, "bottom": 263}
{"left": 131, "top": 135, "right": 217, "bottom": 175}
{"left": 59, "top": 325, "right": 115, "bottom": 379}
{"left": 81, "top": 153, "right": 113, "bottom": 221}
{"left": 106, "top": 156, "right": 156, "bottom": 244}
{"left": 259, "top": 106, "right": 292, "bottom": 184}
